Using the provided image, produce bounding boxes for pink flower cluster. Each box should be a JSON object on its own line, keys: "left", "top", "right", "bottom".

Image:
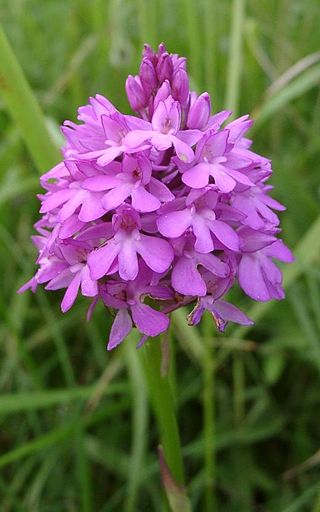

{"left": 20, "top": 44, "right": 293, "bottom": 349}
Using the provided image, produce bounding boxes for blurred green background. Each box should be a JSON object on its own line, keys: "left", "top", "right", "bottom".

{"left": 1, "top": 0, "right": 320, "bottom": 510}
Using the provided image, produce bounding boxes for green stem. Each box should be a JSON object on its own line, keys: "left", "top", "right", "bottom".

{"left": 202, "top": 331, "right": 216, "bottom": 512}
{"left": 140, "top": 337, "right": 184, "bottom": 485}
{"left": 225, "top": 0, "right": 246, "bottom": 115}
{"left": 125, "top": 339, "right": 148, "bottom": 512}
{"left": 0, "top": 25, "right": 60, "bottom": 173}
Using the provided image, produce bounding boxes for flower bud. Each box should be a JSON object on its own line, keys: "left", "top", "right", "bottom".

{"left": 172, "top": 68, "right": 189, "bottom": 104}
{"left": 153, "top": 80, "right": 171, "bottom": 110}
{"left": 156, "top": 52, "right": 173, "bottom": 83}
{"left": 187, "top": 92, "right": 211, "bottom": 129}
{"left": 140, "top": 59, "right": 158, "bottom": 96}
{"left": 125, "top": 75, "right": 147, "bottom": 112}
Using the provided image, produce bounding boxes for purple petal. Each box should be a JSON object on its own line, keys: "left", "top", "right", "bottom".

{"left": 82, "top": 174, "right": 122, "bottom": 191}
{"left": 223, "top": 167, "right": 253, "bottom": 186}
{"left": 149, "top": 178, "right": 174, "bottom": 202}
{"left": 192, "top": 215, "right": 214, "bottom": 253}
{"left": 61, "top": 273, "right": 81, "bottom": 312}
{"left": 170, "top": 135, "right": 194, "bottom": 162}
{"left": 118, "top": 239, "right": 139, "bottom": 280}
{"left": 136, "top": 234, "right": 173, "bottom": 273}
{"left": 78, "top": 193, "right": 106, "bottom": 222}
{"left": 196, "top": 253, "right": 229, "bottom": 277}
{"left": 88, "top": 242, "right": 120, "bottom": 280}
{"left": 177, "top": 129, "right": 203, "bottom": 146}
{"left": 40, "top": 189, "right": 74, "bottom": 213}
{"left": 172, "top": 256, "right": 206, "bottom": 296}
{"left": 124, "top": 130, "right": 153, "bottom": 148}
{"left": 58, "top": 192, "right": 83, "bottom": 222}
{"left": 264, "top": 240, "right": 294, "bottom": 262}
{"left": 239, "top": 228, "right": 277, "bottom": 252}
{"left": 97, "top": 146, "right": 123, "bottom": 166}
{"left": 210, "top": 220, "right": 239, "bottom": 251}
{"left": 157, "top": 209, "right": 192, "bottom": 238}
{"left": 211, "top": 300, "right": 253, "bottom": 326}
{"left": 102, "top": 183, "right": 133, "bottom": 211}
{"left": 59, "top": 215, "right": 85, "bottom": 239}
{"left": 80, "top": 266, "right": 98, "bottom": 297}
{"left": 107, "top": 309, "right": 132, "bottom": 350}
{"left": 131, "top": 302, "right": 169, "bottom": 337}
{"left": 182, "top": 163, "right": 210, "bottom": 189}
{"left": 209, "top": 164, "right": 236, "bottom": 193}
{"left": 131, "top": 186, "right": 161, "bottom": 212}
{"left": 206, "top": 130, "right": 229, "bottom": 157}
{"left": 238, "top": 254, "right": 270, "bottom": 301}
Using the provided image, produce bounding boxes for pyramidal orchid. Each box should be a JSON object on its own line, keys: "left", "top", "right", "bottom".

{"left": 19, "top": 43, "right": 293, "bottom": 350}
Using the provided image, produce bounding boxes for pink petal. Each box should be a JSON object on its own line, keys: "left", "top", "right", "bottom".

{"left": 150, "top": 133, "right": 172, "bottom": 151}
{"left": 59, "top": 215, "right": 85, "bottom": 239}
{"left": 80, "top": 266, "right": 98, "bottom": 297}
{"left": 45, "top": 268, "right": 73, "bottom": 290}
{"left": 212, "top": 300, "right": 253, "bottom": 326}
{"left": 209, "top": 164, "right": 236, "bottom": 193}
{"left": 157, "top": 209, "right": 192, "bottom": 238}
{"left": 182, "top": 163, "right": 211, "bottom": 189}
{"left": 78, "top": 193, "right": 106, "bottom": 222}
{"left": 207, "top": 130, "right": 229, "bottom": 157}
{"left": 192, "top": 215, "right": 214, "bottom": 253}
{"left": 82, "top": 174, "right": 122, "bottom": 191}
{"left": 61, "top": 273, "right": 81, "bottom": 312}
{"left": 238, "top": 254, "right": 270, "bottom": 301}
{"left": 97, "top": 146, "right": 123, "bottom": 166}
{"left": 102, "top": 183, "right": 133, "bottom": 211}
{"left": 210, "top": 220, "right": 239, "bottom": 251}
{"left": 131, "top": 302, "right": 169, "bottom": 337}
{"left": 40, "top": 189, "right": 74, "bottom": 213}
{"left": 107, "top": 309, "right": 132, "bottom": 350}
{"left": 177, "top": 129, "right": 203, "bottom": 146}
{"left": 264, "top": 240, "right": 294, "bottom": 262}
{"left": 131, "top": 186, "right": 161, "bottom": 212}
{"left": 172, "top": 256, "right": 206, "bottom": 296}
{"left": 196, "top": 253, "right": 229, "bottom": 277}
{"left": 124, "top": 130, "right": 154, "bottom": 148}
{"left": 149, "top": 178, "right": 174, "bottom": 202}
{"left": 88, "top": 242, "right": 120, "bottom": 280}
{"left": 58, "top": 192, "right": 83, "bottom": 222}
{"left": 136, "top": 234, "right": 173, "bottom": 273}
{"left": 170, "top": 135, "right": 194, "bottom": 162}
{"left": 118, "top": 239, "right": 139, "bottom": 280}
{"left": 224, "top": 167, "right": 254, "bottom": 186}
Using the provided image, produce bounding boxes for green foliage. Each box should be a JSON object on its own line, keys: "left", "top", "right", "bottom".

{"left": 0, "top": 0, "right": 320, "bottom": 510}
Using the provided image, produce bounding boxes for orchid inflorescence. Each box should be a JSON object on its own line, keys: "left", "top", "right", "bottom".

{"left": 20, "top": 43, "right": 293, "bottom": 349}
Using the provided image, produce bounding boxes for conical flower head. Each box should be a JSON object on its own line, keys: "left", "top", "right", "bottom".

{"left": 19, "top": 43, "right": 293, "bottom": 349}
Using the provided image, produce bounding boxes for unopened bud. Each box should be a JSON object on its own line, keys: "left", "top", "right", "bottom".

{"left": 187, "top": 92, "right": 211, "bottom": 129}
{"left": 125, "top": 75, "right": 147, "bottom": 112}
{"left": 172, "top": 69, "right": 189, "bottom": 104}
{"left": 153, "top": 81, "right": 171, "bottom": 110}
{"left": 140, "top": 59, "right": 158, "bottom": 96}
{"left": 156, "top": 52, "right": 173, "bottom": 83}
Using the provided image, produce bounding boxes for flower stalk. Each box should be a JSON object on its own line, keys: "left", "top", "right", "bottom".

{"left": 140, "top": 336, "right": 185, "bottom": 486}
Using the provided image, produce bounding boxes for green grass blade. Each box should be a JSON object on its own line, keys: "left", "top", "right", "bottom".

{"left": 0, "top": 25, "right": 60, "bottom": 173}
{"left": 225, "top": 0, "right": 246, "bottom": 115}
{"left": 0, "top": 383, "right": 126, "bottom": 415}
{"left": 253, "top": 63, "right": 320, "bottom": 129}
